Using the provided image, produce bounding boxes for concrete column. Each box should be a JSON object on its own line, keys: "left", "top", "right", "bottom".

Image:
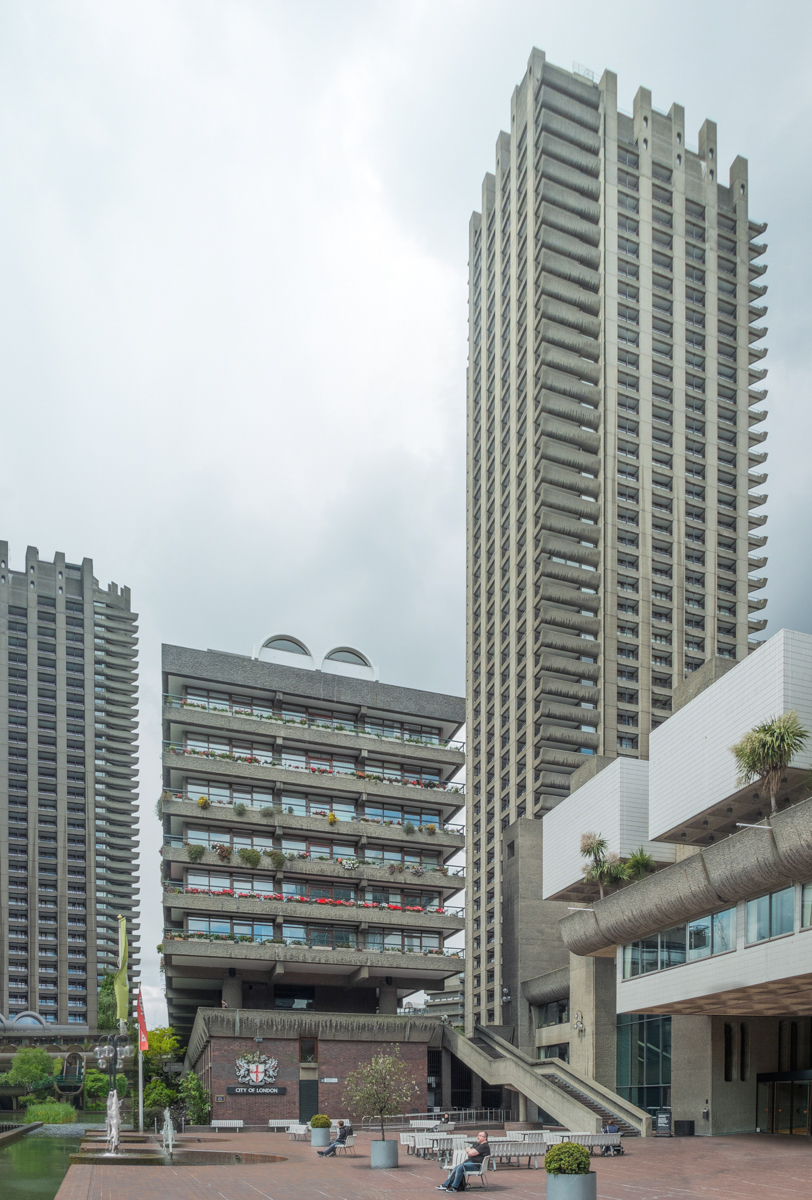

{"left": 518, "top": 1092, "right": 528, "bottom": 1121}
{"left": 378, "top": 985, "right": 397, "bottom": 1014}
{"left": 222, "top": 971, "right": 242, "bottom": 1008}
{"left": 568, "top": 952, "right": 616, "bottom": 1088}
{"left": 470, "top": 1071, "right": 482, "bottom": 1109}
{"left": 441, "top": 1046, "right": 453, "bottom": 1109}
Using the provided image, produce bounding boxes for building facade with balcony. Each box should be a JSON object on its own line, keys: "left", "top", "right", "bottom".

{"left": 160, "top": 637, "right": 466, "bottom": 1059}
{"left": 0, "top": 542, "right": 140, "bottom": 1029}
{"left": 549, "top": 630, "right": 812, "bottom": 1135}
{"left": 465, "top": 49, "right": 770, "bottom": 1042}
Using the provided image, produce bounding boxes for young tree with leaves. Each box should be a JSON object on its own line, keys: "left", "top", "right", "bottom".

{"left": 342, "top": 1049, "right": 419, "bottom": 1142}
{"left": 731, "top": 711, "right": 809, "bottom": 815}
{"left": 0, "top": 1046, "right": 58, "bottom": 1087}
{"left": 178, "top": 1072, "right": 212, "bottom": 1125}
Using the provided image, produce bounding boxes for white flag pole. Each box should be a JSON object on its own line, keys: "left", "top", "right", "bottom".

{"left": 138, "top": 1048, "right": 144, "bottom": 1133}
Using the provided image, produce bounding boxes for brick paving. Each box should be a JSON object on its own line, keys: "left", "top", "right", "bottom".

{"left": 55, "top": 1129, "right": 812, "bottom": 1200}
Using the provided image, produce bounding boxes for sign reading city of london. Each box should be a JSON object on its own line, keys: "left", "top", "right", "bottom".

{"left": 226, "top": 1052, "right": 287, "bottom": 1095}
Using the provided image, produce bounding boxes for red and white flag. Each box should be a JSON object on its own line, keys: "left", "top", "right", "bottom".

{"left": 136, "top": 987, "right": 149, "bottom": 1052}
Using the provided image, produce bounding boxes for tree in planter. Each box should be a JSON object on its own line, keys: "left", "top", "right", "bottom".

{"left": 342, "top": 1049, "right": 419, "bottom": 1143}
{"left": 731, "top": 711, "right": 809, "bottom": 814}
{"left": 580, "top": 833, "right": 628, "bottom": 900}
{"left": 178, "top": 1072, "right": 211, "bottom": 1125}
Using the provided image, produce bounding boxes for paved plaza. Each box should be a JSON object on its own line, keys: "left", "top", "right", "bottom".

{"left": 54, "top": 1129, "right": 812, "bottom": 1200}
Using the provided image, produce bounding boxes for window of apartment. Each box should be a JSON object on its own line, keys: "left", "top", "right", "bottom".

{"left": 746, "top": 887, "right": 794, "bottom": 944}
{"left": 538, "top": 999, "right": 569, "bottom": 1027}
{"left": 618, "top": 191, "right": 639, "bottom": 212}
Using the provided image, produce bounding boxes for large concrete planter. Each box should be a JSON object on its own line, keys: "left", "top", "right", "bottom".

{"left": 310, "top": 1127, "right": 331, "bottom": 1147}
{"left": 546, "top": 1173, "right": 597, "bottom": 1200}
{"left": 370, "top": 1139, "right": 398, "bottom": 1168}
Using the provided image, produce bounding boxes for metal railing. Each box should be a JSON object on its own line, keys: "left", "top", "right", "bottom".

{"left": 165, "top": 695, "right": 465, "bottom": 751}
{"left": 165, "top": 743, "right": 465, "bottom": 794}
{"left": 361, "top": 1109, "right": 507, "bottom": 1131}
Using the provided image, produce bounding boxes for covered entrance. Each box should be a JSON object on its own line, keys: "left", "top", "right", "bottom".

{"left": 757, "top": 1073, "right": 812, "bottom": 1135}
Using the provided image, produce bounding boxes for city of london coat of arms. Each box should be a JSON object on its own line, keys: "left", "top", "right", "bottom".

{"left": 235, "top": 1052, "right": 279, "bottom": 1086}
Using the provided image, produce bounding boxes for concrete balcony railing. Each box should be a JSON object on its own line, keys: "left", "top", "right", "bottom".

{"left": 164, "top": 698, "right": 464, "bottom": 762}
{"left": 162, "top": 842, "right": 464, "bottom": 887}
{"left": 162, "top": 748, "right": 465, "bottom": 810}
{"left": 162, "top": 797, "right": 464, "bottom": 849}
{"left": 162, "top": 932, "right": 464, "bottom": 973}
{"left": 163, "top": 887, "right": 465, "bottom": 931}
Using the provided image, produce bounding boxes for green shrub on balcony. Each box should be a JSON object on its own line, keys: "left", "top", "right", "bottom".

{"left": 238, "top": 848, "right": 261, "bottom": 868}
{"left": 186, "top": 844, "right": 205, "bottom": 863}
{"left": 234, "top": 802, "right": 247, "bottom": 817}
{"left": 268, "top": 850, "right": 286, "bottom": 871}
{"left": 197, "top": 796, "right": 210, "bottom": 810}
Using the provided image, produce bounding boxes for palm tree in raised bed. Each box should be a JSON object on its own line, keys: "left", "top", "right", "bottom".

{"left": 731, "top": 710, "right": 809, "bottom": 815}
{"left": 580, "top": 832, "right": 628, "bottom": 900}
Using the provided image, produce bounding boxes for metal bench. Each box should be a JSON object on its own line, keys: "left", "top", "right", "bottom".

{"left": 287, "top": 1124, "right": 311, "bottom": 1140}
{"left": 212, "top": 1120, "right": 244, "bottom": 1133}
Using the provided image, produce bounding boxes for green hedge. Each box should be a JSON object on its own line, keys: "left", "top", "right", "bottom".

{"left": 545, "top": 1142, "right": 591, "bottom": 1175}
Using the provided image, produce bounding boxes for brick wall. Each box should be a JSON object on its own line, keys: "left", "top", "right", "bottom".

{"left": 208, "top": 1034, "right": 428, "bottom": 1123}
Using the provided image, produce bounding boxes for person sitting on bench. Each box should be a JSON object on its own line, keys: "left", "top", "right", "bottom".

{"left": 317, "top": 1121, "right": 353, "bottom": 1157}
{"left": 437, "top": 1131, "right": 490, "bottom": 1191}
{"left": 601, "top": 1121, "right": 619, "bottom": 1156}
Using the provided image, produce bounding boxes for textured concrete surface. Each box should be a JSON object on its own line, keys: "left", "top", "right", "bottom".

{"left": 55, "top": 1128, "right": 812, "bottom": 1200}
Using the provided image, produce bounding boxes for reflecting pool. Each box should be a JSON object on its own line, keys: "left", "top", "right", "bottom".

{"left": 0, "top": 1135, "right": 82, "bottom": 1200}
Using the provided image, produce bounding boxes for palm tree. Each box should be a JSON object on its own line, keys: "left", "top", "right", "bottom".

{"left": 730, "top": 710, "right": 809, "bottom": 815}
{"left": 580, "top": 832, "right": 628, "bottom": 899}
{"left": 625, "top": 847, "right": 656, "bottom": 882}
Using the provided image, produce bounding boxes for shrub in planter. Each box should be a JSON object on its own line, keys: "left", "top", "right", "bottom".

{"left": 403, "top": 822, "right": 416, "bottom": 836}
{"left": 186, "top": 844, "right": 205, "bottom": 862}
{"left": 238, "top": 847, "right": 261, "bottom": 869}
{"left": 234, "top": 802, "right": 247, "bottom": 817}
{"left": 213, "top": 843, "right": 233, "bottom": 862}
{"left": 197, "top": 796, "right": 210, "bottom": 809}
{"left": 259, "top": 806, "right": 276, "bottom": 819}
{"left": 310, "top": 1113, "right": 331, "bottom": 1128}
{"left": 327, "top": 812, "right": 338, "bottom": 825}
{"left": 269, "top": 850, "right": 286, "bottom": 871}
{"left": 424, "top": 824, "right": 437, "bottom": 835}
{"left": 545, "top": 1143, "right": 591, "bottom": 1175}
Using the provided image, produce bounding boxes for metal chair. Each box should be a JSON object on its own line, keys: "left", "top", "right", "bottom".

{"left": 335, "top": 1135, "right": 356, "bottom": 1157}
{"left": 463, "top": 1155, "right": 490, "bottom": 1187}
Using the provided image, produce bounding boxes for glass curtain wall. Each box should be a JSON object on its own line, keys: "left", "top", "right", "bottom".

{"left": 616, "top": 1014, "right": 672, "bottom": 1114}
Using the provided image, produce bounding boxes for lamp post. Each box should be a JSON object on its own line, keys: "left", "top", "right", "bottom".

{"left": 94, "top": 1027, "right": 133, "bottom": 1099}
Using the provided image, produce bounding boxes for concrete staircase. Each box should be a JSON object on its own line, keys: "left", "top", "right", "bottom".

{"left": 444, "top": 1024, "right": 651, "bottom": 1137}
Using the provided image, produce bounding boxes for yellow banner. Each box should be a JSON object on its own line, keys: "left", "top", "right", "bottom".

{"left": 114, "top": 915, "right": 129, "bottom": 1021}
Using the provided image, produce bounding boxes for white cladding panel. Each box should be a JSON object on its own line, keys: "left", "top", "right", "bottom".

{"left": 648, "top": 630, "right": 812, "bottom": 840}
{"left": 542, "top": 758, "right": 673, "bottom": 899}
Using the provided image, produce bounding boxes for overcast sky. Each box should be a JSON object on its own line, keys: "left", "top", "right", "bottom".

{"left": 1, "top": 0, "right": 810, "bottom": 1025}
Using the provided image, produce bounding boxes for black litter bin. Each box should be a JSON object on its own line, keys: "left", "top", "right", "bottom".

{"left": 674, "top": 1120, "right": 695, "bottom": 1136}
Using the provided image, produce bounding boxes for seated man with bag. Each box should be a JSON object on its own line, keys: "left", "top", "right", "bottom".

{"left": 317, "top": 1120, "right": 353, "bottom": 1157}
{"left": 437, "top": 1131, "right": 490, "bottom": 1192}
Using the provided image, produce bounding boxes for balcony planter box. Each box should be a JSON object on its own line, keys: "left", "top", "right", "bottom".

{"left": 370, "top": 1139, "right": 398, "bottom": 1168}
{"left": 546, "top": 1173, "right": 596, "bottom": 1200}
{"left": 310, "top": 1128, "right": 331, "bottom": 1148}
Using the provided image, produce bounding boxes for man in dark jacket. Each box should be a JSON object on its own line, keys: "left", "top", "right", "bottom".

{"left": 318, "top": 1121, "right": 354, "bottom": 1157}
